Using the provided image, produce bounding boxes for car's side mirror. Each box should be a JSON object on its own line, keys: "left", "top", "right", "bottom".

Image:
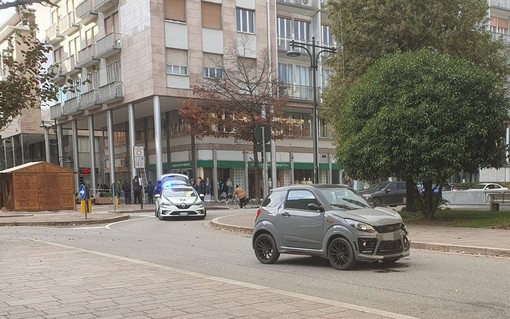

{"left": 155, "top": 194, "right": 160, "bottom": 199}
{"left": 199, "top": 194, "right": 205, "bottom": 199}
{"left": 385, "top": 188, "right": 391, "bottom": 193}
{"left": 308, "top": 202, "right": 324, "bottom": 212}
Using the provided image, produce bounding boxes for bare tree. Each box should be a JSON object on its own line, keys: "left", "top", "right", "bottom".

{"left": 179, "top": 37, "right": 303, "bottom": 200}
{"left": 0, "top": 0, "right": 56, "bottom": 10}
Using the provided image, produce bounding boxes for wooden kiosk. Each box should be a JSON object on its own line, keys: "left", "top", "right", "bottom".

{"left": 0, "top": 161, "right": 75, "bottom": 211}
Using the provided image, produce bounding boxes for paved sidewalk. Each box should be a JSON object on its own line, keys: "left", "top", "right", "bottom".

{"left": 0, "top": 236, "right": 416, "bottom": 319}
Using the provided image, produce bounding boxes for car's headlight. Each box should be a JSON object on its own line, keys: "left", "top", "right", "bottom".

{"left": 160, "top": 201, "right": 172, "bottom": 207}
{"left": 401, "top": 223, "right": 408, "bottom": 234}
{"left": 344, "top": 218, "right": 375, "bottom": 233}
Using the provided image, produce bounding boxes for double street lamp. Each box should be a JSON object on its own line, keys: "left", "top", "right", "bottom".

{"left": 287, "top": 36, "right": 336, "bottom": 184}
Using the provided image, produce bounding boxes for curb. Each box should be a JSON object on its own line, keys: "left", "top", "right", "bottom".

{"left": 209, "top": 218, "right": 510, "bottom": 258}
{"left": 0, "top": 215, "right": 130, "bottom": 227}
{"left": 410, "top": 241, "right": 510, "bottom": 258}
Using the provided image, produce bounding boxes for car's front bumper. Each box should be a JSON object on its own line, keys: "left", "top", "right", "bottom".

{"left": 159, "top": 204, "right": 206, "bottom": 218}
{"left": 353, "top": 231, "right": 410, "bottom": 262}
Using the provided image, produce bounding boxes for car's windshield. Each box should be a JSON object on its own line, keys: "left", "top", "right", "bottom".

{"left": 320, "top": 187, "right": 371, "bottom": 210}
{"left": 162, "top": 188, "right": 197, "bottom": 198}
{"left": 161, "top": 174, "right": 190, "bottom": 187}
{"left": 366, "top": 182, "right": 389, "bottom": 192}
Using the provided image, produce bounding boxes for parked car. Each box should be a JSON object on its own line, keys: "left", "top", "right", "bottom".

{"left": 252, "top": 184, "right": 410, "bottom": 270}
{"left": 467, "top": 183, "right": 508, "bottom": 191}
{"left": 360, "top": 181, "right": 407, "bottom": 206}
{"left": 155, "top": 185, "right": 206, "bottom": 220}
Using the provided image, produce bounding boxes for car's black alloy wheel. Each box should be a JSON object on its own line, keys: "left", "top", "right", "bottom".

{"left": 371, "top": 197, "right": 382, "bottom": 207}
{"left": 254, "top": 233, "right": 280, "bottom": 264}
{"left": 327, "top": 237, "right": 356, "bottom": 270}
{"left": 157, "top": 210, "right": 164, "bottom": 220}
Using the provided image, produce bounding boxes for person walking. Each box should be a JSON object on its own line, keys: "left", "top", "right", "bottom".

{"left": 196, "top": 177, "right": 206, "bottom": 196}
{"left": 122, "top": 179, "right": 131, "bottom": 204}
{"left": 146, "top": 181, "right": 154, "bottom": 204}
{"left": 133, "top": 176, "right": 142, "bottom": 204}
{"left": 226, "top": 178, "right": 233, "bottom": 197}
{"left": 235, "top": 184, "right": 247, "bottom": 208}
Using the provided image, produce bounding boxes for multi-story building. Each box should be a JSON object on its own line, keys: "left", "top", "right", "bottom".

{"left": 42, "top": 0, "right": 342, "bottom": 198}
{"left": 0, "top": 12, "right": 48, "bottom": 170}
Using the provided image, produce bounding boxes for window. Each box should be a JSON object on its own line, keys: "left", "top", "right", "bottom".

{"left": 295, "top": 65, "right": 311, "bottom": 87}
{"left": 294, "top": 20, "right": 310, "bottom": 41}
{"left": 278, "top": 63, "right": 293, "bottom": 85}
{"left": 106, "top": 60, "right": 122, "bottom": 83}
{"left": 203, "top": 67, "right": 222, "bottom": 78}
{"left": 321, "top": 25, "right": 335, "bottom": 46}
{"left": 105, "top": 12, "right": 119, "bottom": 35}
{"left": 202, "top": 2, "right": 221, "bottom": 29}
{"left": 236, "top": 8, "right": 255, "bottom": 33}
{"left": 203, "top": 53, "right": 223, "bottom": 78}
{"left": 84, "top": 26, "right": 98, "bottom": 46}
{"left": 277, "top": 17, "right": 292, "bottom": 49}
{"left": 322, "top": 68, "right": 333, "bottom": 87}
{"left": 165, "top": 0, "right": 186, "bottom": 22}
{"left": 166, "top": 49, "right": 188, "bottom": 75}
{"left": 285, "top": 190, "right": 319, "bottom": 211}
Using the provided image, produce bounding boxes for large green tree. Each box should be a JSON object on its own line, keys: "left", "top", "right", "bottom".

{"left": 337, "top": 50, "right": 509, "bottom": 219}
{"left": 325, "top": 0, "right": 510, "bottom": 212}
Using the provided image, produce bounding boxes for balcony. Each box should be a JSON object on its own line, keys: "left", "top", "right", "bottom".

{"left": 58, "top": 13, "right": 80, "bottom": 37}
{"left": 78, "top": 90, "right": 100, "bottom": 110}
{"left": 276, "top": 0, "right": 318, "bottom": 15}
{"left": 60, "top": 55, "right": 80, "bottom": 76}
{"left": 492, "top": 32, "right": 510, "bottom": 46}
{"left": 76, "top": 0, "right": 97, "bottom": 25}
{"left": 49, "top": 103, "right": 63, "bottom": 120}
{"left": 76, "top": 44, "right": 98, "bottom": 68}
{"left": 97, "top": 81, "right": 123, "bottom": 104}
{"left": 45, "top": 23, "right": 63, "bottom": 45}
{"left": 63, "top": 96, "right": 80, "bottom": 115}
{"left": 94, "top": 0, "right": 118, "bottom": 12}
{"left": 280, "top": 84, "right": 314, "bottom": 100}
{"left": 96, "top": 33, "right": 121, "bottom": 59}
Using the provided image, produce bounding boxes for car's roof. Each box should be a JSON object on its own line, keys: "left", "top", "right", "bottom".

{"left": 271, "top": 184, "right": 352, "bottom": 191}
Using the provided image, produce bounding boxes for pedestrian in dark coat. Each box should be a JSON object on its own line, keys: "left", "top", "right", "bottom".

{"left": 154, "top": 180, "right": 163, "bottom": 196}
{"left": 133, "top": 176, "right": 142, "bottom": 204}
{"left": 122, "top": 180, "right": 131, "bottom": 204}
{"left": 147, "top": 181, "right": 154, "bottom": 204}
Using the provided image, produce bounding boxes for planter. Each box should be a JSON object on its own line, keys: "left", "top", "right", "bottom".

{"left": 95, "top": 196, "right": 115, "bottom": 205}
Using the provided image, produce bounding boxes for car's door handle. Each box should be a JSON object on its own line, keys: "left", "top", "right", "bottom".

{"left": 282, "top": 212, "right": 291, "bottom": 217}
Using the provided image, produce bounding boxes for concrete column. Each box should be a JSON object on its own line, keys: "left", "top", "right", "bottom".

{"left": 88, "top": 115, "right": 96, "bottom": 197}
{"left": 107, "top": 110, "right": 115, "bottom": 186}
{"left": 71, "top": 120, "right": 79, "bottom": 192}
{"left": 128, "top": 104, "right": 136, "bottom": 199}
{"left": 57, "top": 124, "right": 64, "bottom": 166}
{"left": 44, "top": 129, "right": 50, "bottom": 162}
{"left": 153, "top": 96, "right": 163, "bottom": 178}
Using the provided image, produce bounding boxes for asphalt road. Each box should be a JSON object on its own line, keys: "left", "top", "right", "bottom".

{"left": 2, "top": 209, "right": 509, "bottom": 319}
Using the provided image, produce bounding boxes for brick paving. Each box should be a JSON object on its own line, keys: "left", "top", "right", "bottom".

{"left": 0, "top": 237, "right": 416, "bottom": 319}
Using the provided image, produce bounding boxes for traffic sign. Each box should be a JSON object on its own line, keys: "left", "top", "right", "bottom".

{"left": 79, "top": 184, "right": 86, "bottom": 200}
{"left": 254, "top": 126, "right": 271, "bottom": 143}
{"left": 134, "top": 146, "right": 145, "bottom": 168}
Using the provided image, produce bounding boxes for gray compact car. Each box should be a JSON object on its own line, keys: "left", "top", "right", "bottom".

{"left": 252, "top": 184, "right": 410, "bottom": 270}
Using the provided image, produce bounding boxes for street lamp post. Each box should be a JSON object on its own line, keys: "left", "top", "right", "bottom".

{"left": 287, "top": 36, "right": 336, "bottom": 184}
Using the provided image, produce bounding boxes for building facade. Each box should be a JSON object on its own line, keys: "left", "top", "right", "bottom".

{"left": 43, "top": 0, "right": 342, "bottom": 198}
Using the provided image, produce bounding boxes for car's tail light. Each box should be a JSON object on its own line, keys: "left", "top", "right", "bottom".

{"left": 255, "top": 208, "right": 262, "bottom": 221}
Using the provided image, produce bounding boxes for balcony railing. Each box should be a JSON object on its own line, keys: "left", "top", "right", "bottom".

{"left": 76, "top": 44, "right": 98, "bottom": 68}
{"left": 76, "top": 0, "right": 97, "bottom": 24}
{"left": 63, "top": 97, "right": 79, "bottom": 115}
{"left": 79, "top": 90, "right": 100, "bottom": 110}
{"left": 58, "top": 13, "right": 79, "bottom": 37}
{"left": 492, "top": 32, "right": 510, "bottom": 46}
{"left": 45, "top": 23, "right": 63, "bottom": 45}
{"left": 490, "top": 0, "right": 510, "bottom": 10}
{"left": 97, "top": 81, "right": 123, "bottom": 104}
{"left": 94, "top": 0, "right": 118, "bottom": 12}
{"left": 49, "top": 103, "right": 63, "bottom": 120}
{"left": 96, "top": 33, "right": 121, "bottom": 59}
{"left": 281, "top": 84, "right": 314, "bottom": 100}
{"left": 60, "top": 55, "right": 79, "bottom": 76}
{"left": 277, "top": 0, "right": 318, "bottom": 9}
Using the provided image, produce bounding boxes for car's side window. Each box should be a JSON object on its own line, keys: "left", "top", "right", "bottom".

{"left": 387, "top": 183, "right": 396, "bottom": 191}
{"left": 262, "top": 190, "right": 287, "bottom": 208}
{"left": 398, "top": 183, "right": 406, "bottom": 190}
{"left": 285, "top": 190, "right": 319, "bottom": 211}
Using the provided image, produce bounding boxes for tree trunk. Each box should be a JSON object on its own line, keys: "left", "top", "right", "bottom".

{"left": 405, "top": 178, "right": 417, "bottom": 212}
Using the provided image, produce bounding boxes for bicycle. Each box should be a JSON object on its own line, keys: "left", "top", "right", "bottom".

{"left": 225, "top": 194, "right": 239, "bottom": 209}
